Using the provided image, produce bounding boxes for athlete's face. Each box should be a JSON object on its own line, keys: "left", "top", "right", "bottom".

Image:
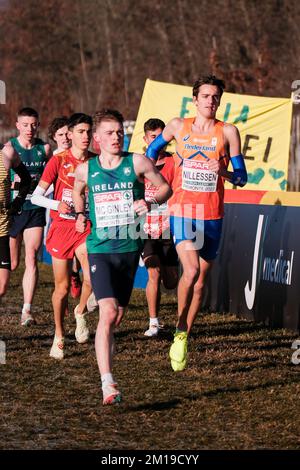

{"left": 53, "top": 125, "right": 70, "bottom": 151}
{"left": 93, "top": 120, "right": 124, "bottom": 155}
{"left": 68, "top": 123, "right": 92, "bottom": 151}
{"left": 143, "top": 128, "right": 164, "bottom": 146}
{"left": 16, "top": 116, "right": 39, "bottom": 142}
{"left": 193, "top": 84, "right": 221, "bottom": 119}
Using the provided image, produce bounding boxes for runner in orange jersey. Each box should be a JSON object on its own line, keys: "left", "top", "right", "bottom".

{"left": 146, "top": 75, "right": 247, "bottom": 371}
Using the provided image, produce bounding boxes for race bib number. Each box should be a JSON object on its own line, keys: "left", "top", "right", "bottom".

{"left": 145, "top": 185, "right": 168, "bottom": 217}
{"left": 60, "top": 188, "right": 75, "bottom": 219}
{"left": 59, "top": 188, "right": 89, "bottom": 220}
{"left": 94, "top": 190, "right": 134, "bottom": 228}
{"left": 11, "top": 174, "right": 21, "bottom": 200}
{"left": 182, "top": 160, "right": 218, "bottom": 192}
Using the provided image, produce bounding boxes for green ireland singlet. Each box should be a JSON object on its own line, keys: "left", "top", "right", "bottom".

{"left": 10, "top": 137, "right": 47, "bottom": 210}
{"left": 87, "top": 152, "right": 145, "bottom": 254}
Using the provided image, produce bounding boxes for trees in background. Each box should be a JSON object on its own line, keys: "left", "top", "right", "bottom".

{"left": 0, "top": 0, "right": 299, "bottom": 127}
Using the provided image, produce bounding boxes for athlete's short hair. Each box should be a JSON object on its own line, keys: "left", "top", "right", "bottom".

{"left": 93, "top": 108, "right": 124, "bottom": 132}
{"left": 192, "top": 75, "right": 225, "bottom": 98}
{"left": 48, "top": 116, "right": 69, "bottom": 141}
{"left": 143, "top": 118, "right": 165, "bottom": 134}
{"left": 17, "top": 107, "right": 39, "bottom": 119}
{"left": 67, "top": 113, "right": 92, "bottom": 130}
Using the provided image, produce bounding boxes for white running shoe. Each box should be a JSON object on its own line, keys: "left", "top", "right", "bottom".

{"left": 50, "top": 335, "right": 64, "bottom": 360}
{"left": 102, "top": 383, "right": 122, "bottom": 405}
{"left": 87, "top": 292, "right": 98, "bottom": 313}
{"left": 74, "top": 305, "right": 89, "bottom": 344}
{"left": 21, "top": 310, "right": 36, "bottom": 327}
{"left": 144, "top": 324, "right": 162, "bottom": 337}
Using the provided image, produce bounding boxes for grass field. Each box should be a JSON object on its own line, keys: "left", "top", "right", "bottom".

{"left": 0, "top": 261, "right": 299, "bottom": 450}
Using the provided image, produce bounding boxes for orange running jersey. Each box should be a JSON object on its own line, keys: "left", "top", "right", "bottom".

{"left": 167, "top": 118, "right": 229, "bottom": 220}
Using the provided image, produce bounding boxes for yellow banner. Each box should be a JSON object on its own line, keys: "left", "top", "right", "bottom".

{"left": 129, "top": 79, "right": 292, "bottom": 191}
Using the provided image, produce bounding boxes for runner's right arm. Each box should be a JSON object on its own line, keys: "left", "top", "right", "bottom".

{"left": 146, "top": 118, "right": 182, "bottom": 161}
{"left": 31, "top": 156, "right": 71, "bottom": 214}
{"left": 133, "top": 154, "right": 172, "bottom": 216}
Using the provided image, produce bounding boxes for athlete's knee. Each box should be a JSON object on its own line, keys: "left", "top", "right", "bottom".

{"left": 193, "top": 265, "right": 211, "bottom": 295}
{"left": 24, "top": 249, "right": 39, "bottom": 268}
{"left": 53, "top": 282, "right": 69, "bottom": 299}
{"left": 193, "top": 279, "right": 205, "bottom": 296}
{"left": 182, "top": 265, "right": 200, "bottom": 285}
{"left": 81, "top": 277, "right": 91, "bottom": 290}
{"left": 100, "top": 304, "right": 118, "bottom": 326}
{"left": 147, "top": 266, "right": 161, "bottom": 283}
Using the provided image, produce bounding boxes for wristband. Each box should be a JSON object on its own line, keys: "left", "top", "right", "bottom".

{"left": 146, "top": 134, "right": 169, "bottom": 161}
{"left": 75, "top": 211, "right": 85, "bottom": 219}
{"left": 230, "top": 154, "right": 247, "bottom": 187}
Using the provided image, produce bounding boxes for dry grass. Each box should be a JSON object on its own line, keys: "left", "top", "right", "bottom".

{"left": 0, "top": 261, "right": 299, "bottom": 450}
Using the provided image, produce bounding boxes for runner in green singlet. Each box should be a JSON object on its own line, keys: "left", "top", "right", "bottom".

{"left": 73, "top": 109, "right": 172, "bottom": 405}
{"left": 3, "top": 107, "right": 51, "bottom": 325}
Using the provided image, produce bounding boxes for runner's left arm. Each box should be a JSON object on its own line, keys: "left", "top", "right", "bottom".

{"left": 1, "top": 146, "right": 31, "bottom": 214}
{"left": 133, "top": 154, "right": 172, "bottom": 215}
{"left": 7, "top": 153, "right": 32, "bottom": 214}
{"left": 219, "top": 124, "right": 247, "bottom": 187}
{"left": 73, "top": 163, "right": 88, "bottom": 232}
{"left": 73, "top": 163, "right": 88, "bottom": 214}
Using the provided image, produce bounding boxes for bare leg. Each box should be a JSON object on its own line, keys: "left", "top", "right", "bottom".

{"left": 72, "top": 256, "right": 81, "bottom": 274}
{"left": 22, "top": 227, "right": 44, "bottom": 307}
{"left": 175, "top": 241, "right": 200, "bottom": 331}
{"left": 187, "top": 258, "right": 213, "bottom": 334}
{"left": 144, "top": 255, "right": 161, "bottom": 319}
{"left": 0, "top": 269, "right": 10, "bottom": 300}
{"left": 51, "top": 257, "right": 71, "bottom": 338}
{"left": 95, "top": 298, "right": 119, "bottom": 375}
{"left": 74, "top": 242, "right": 91, "bottom": 314}
{"left": 9, "top": 233, "right": 22, "bottom": 271}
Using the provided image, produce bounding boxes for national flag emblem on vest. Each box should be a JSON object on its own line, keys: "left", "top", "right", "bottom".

{"left": 124, "top": 167, "right": 131, "bottom": 176}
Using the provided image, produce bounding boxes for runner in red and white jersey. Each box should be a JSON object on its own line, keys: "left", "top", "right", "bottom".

{"left": 48, "top": 116, "right": 83, "bottom": 299}
{"left": 32, "top": 113, "right": 95, "bottom": 360}
{"left": 142, "top": 119, "right": 178, "bottom": 338}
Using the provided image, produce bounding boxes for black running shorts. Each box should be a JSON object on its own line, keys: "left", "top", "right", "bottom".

{"left": 9, "top": 208, "right": 46, "bottom": 238}
{"left": 88, "top": 251, "right": 140, "bottom": 307}
{"left": 142, "top": 237, "right": 178, "bottom": 266}
{"left": 0, "top": 236, "right": 11, "bottom": 270}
